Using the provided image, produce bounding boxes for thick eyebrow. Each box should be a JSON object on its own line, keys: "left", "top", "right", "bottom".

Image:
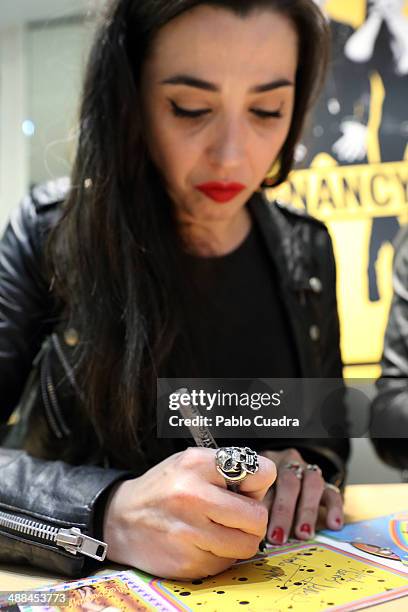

{"left": 160, "top": 74, "right": 294, "bottom": 93}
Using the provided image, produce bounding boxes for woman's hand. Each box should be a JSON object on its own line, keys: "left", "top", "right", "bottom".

{"left": 103, "top": 447, "right": 276, "bottom": 580}
{"left": 259, "top": 448, "right": 344, "bottom": 545}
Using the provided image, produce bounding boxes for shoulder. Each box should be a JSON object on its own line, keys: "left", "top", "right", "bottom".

{"left": 18, "top": 177, "right": 70, "bottom": 239}
{"left": 271, "top": 198, "right": 330, "bottom": 237}
{"left": 273, "top": 199, "right": 324, "bottom": 224}
{"left": 393, "top": 225, "right": 408, "bottom": 258}
{"left": 0, "top": 178, "right": 71, "bottom": 291}
{"left": 264, "top": 198, "right": 336, "bottom": 277}
{"left": 30, "top": 176, "right": 70, "bottom": 211}
{"left": 2, "top": 178, "right": 71, "bottom": 268}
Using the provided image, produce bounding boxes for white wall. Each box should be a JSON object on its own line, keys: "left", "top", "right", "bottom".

{"left": 0, "top": 0, "right": 96, "bottom": 236}
{"left": 0, "top": 26, "right": 27, "bottom": 234}
{"left": 27, "top": 19, "right": 94, "bottom": 186}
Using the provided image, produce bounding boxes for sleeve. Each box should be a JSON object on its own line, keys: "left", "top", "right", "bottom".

{"left": 371, "top": 227, "right": 408, "bottom": 469}
{"left": 0, "top": 448, "right": 131, "bottom": 577}
{"left": 0, "top": 197, "right": 133, "bottom": 576}
{"left": 0, "top": 195, "right": 54, "bottom": 420}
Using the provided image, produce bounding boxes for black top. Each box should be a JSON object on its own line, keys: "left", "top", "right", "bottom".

{"left": 175, "top": 222, "right": 299, "bottom": 378}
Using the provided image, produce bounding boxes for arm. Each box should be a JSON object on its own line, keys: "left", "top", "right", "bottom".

{"left": 0, "top": 194, "right": 55, "bottom": 420}
{"left": 0, "top": 449, "right": 130, "bottom": 576}
{"left": 0, "top": 191, "right": 131, "bottom": 576}
{"left": 371, "top": 226, "right": 408, "bottom": 469}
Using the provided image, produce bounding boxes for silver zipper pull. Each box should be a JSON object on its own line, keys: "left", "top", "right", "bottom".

{"left": 56, "top": 527, "right": 107, "bottom": 561}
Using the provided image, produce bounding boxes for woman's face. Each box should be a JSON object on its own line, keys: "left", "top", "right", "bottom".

{"left": 141, "top": 5, "right": 298, "bottom": 223}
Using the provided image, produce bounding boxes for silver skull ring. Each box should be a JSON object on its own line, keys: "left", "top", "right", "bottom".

{"left": 215, "top": 446, "right": 259, "bottom": 484}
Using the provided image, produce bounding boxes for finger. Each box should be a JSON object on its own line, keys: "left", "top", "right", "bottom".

{"left": 178, "top": 447, "right": 276, "bottom": 501}
{"left": 321, "top": 484, "right": 344, "bottom": 530}
{"left": 238, "top": 454, "right": 277, "bottom": 500}
{"left": 262, "top": 483, "right": 275, "bottom": 513}
{"left": 294, "top": 466, "right": 325, "bottom": 540}
{"left": 195, "top": 519, "right": 263, "bottom": 560}
{"left": 266, "top": 467, "right": 302, "bottom": 545}
{"left": 264, "top": 486, "right": 277, "bottom": 537}
{"left": 205, "top": 486, "right": 268, "bottom": 538}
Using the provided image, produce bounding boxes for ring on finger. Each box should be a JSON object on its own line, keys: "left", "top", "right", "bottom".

{"left": 215, "top": 446, "right": 259, "bottom": 486}
{"left": 305, "top": 463, "right": 322, "bottom": 475}
{"left": 324, "top": 482, "right": 341, "bottom": 494}
{"left": 281, "top": 461, "right": 304, "bottom": 480}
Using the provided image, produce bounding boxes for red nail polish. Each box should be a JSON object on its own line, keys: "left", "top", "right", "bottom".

{"left": 335, "top": 517, "right": 342, "bottom": 526}
{"left": 300, "top": 523, "right": 311, "bottom": 535}
{"left": 270, "top": 527, "right": 285, "bottom": 545}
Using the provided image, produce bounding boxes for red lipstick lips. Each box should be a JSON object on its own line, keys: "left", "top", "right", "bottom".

{"left": 195, "top": 181, "right": 246, "bottom": 203}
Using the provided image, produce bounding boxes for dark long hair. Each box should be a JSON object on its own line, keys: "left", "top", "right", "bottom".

{"left": 49, "top": 0, "right": 330, "bottom": 467}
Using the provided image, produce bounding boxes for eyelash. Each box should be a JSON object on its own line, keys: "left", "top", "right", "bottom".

{"left": 169, "top": 100, "right": 282, "bottom": 120}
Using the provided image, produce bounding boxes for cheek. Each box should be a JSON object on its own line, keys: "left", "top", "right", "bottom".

{"left": 149, "top": 127, "right": 196, "bottom": 190}
{"left": 148, "top": 121, "right": 203, "bottom": 182}
{"left": 267, "top": 118, "right": 293, "bottom": 161}
{"left": 253, "top": 125, "right": 290, "bottom": 167}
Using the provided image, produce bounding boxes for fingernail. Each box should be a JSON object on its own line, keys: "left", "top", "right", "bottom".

{"left": 335, "top": 517, "right": 343, "bottom": 527}
{"left": 269, "top": 527, "right": 285, "bottom": 545}
{"left": 300, "top": 523, "right": 311, "bottom": 535}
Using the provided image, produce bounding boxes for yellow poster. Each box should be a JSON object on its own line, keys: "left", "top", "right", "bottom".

{"left": 270, "top": 0, "right": 408, "bottom": 378}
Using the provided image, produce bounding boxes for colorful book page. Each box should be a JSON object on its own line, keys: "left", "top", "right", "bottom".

{"left": 320, "top": 511, "right": 408, "bottom": 565}
{"left": 6, "top": 571, "right": 172, "bottom": 612}
{"left": 149, "top": 542, "right": 408, "bottom": 611}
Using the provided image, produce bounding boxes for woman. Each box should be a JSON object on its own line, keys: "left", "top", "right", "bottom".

{"left": 0, "top": 0, "right": 349, "bottom": 580}
{"left": 371, "top": 225, "right": 408, "bottom": 468}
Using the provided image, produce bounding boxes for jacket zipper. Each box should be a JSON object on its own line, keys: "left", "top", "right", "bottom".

{"left": 0, "top": 509, "right": 107, "bottom": 561}
{"left": 39, "top": 340, "right": 71, "bottom": 439}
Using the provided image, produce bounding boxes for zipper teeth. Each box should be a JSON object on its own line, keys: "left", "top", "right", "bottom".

{"left": 46, "top": 371, "right": 71, "bottom": 437}
{"left": 41, "top": 354, "right": 63, "bottom": 439}
{"left": 0, "top": 510, "right": 58, "bottom": 542}
{"left": 41, "top": 348, "right": 71, "bottom": 438}
{"left": 46, "top": 342, "right": 72, "bottom": 436}
{"left": 0, "top": 510, "right": 108, "bottom": 561}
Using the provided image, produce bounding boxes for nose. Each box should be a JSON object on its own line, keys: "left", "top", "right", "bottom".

{"left": 206, "top": 116, "right": 246, "bottom": 172}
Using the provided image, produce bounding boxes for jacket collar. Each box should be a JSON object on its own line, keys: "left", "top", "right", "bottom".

{"left": 248, "top": 191, "right": 313, "bottom": 293}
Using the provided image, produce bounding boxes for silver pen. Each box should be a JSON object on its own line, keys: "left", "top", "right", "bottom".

{"left": 173, "top": 387, "right": 267, "bottom": 552}
{"left": 175, "top": 387, "right": 239, "bottom": 493}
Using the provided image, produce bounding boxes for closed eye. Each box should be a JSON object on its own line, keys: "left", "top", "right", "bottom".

{"left": 170, "top": 100, "right": 211, "bottom": 118}
{"left": 169, "top": 100, "right": 283, "bottom": 120}
{"left": 251, "top": 108, "right": 283, "bottom": 119}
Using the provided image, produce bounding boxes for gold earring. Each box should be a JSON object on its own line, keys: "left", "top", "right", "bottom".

{"left": 263, "top": 177, "right": 276, "bottom": 186}
{"left": 256, "top": 177, "right": 274, "bottom": 192}
{"left": 259, "top": 158, "right": 281, "bottom": 190}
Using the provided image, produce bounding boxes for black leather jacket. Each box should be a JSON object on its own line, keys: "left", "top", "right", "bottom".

{"left": 0, "top": 179, "right": 350, "bottom": 577}
{"left": 371, "top": 225, "right": 408, "bottom": 469}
